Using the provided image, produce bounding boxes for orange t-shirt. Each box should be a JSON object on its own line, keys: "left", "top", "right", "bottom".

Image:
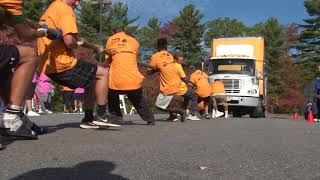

{"left": 0, "top": 0, "right": 23, "bottom": 16}
{"left": 37, "top": 0, "right": 78, "bottom": 74}
{"left": 61, "top": 85, "right": 74, "bottom": 91}
{"left": 150, "top": 50, "right": 180, "bottom": 95}
{"left": 105, "top": 32, "right": 144, "bottom": 90}
{"left": 190, "top": 70, "right": 212, "bottom": 98}
{"left": 211, "top": 81, "right": 226, "bottom": 95}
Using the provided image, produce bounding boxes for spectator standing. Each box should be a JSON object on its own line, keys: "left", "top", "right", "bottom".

{"left": 36, "top": 72, "right": 53, "bottom": 114}
{"left": 25, "top": 73, "right": 40, "bottom": 117}
{"left": 73, "top": 88, "right": 84, "bottom": 113}
{"left": 61, "top": 86, "right": 74, "bottom": 113}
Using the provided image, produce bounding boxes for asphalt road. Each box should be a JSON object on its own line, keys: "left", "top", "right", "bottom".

{"left": 1, "top": 114, "right": 320, "bottom": 180}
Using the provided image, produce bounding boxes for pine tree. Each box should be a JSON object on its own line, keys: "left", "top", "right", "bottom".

{"left": 172, "top": 4, "right": 206, "bottom": 64}
{"left": 78, "top": 1, "right": 139, "bottom": 45}
{"left": 296, "top": 0, "right": 320, "bottom": 81}
{"left": 204, "top": 17, "right": 248, "bottom": 48}
{"left": 137, "top": 17, "right": 161, "bottom": 60}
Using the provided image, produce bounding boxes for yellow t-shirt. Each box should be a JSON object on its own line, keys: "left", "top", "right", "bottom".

{"left": 105, "top": 32, "right": 144, "bottom": 90}
{"left": 211, "top": 81, "right": 226, "bottom": 95}
{"left": 37, "top": 0, "right": 78, "bottom": 74}
{"left": 190, "top": 70, "right": 212, "bottom": 98}
{"left": 0, "top": 0, "right": 23, "bottom": 16}
{"left": 150, "top": 50, "right": 180, "bottom": 95}
{"left": 175, "top": 63, "right": 188, "bottom": 96}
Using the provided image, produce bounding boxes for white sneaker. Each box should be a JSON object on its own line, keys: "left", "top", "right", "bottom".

{"left": 187, "top": 114, "right": 201, "bottom": 121}
{"left": 215, "top": 111, "right": 224, "bottom": 118}
{"left": 46, "top": 110, "right": 53, "bottom": 114}
{"left": 27, "top": 111, "right": 40, "bottom": 117}
{"left": 38, "top": 109, "right": 44, "bottom": 114}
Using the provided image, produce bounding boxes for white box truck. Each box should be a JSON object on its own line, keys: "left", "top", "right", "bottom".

{"left": 208, "top": 37, "right": 266, "bottom": 118}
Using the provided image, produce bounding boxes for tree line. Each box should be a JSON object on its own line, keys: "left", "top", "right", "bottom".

{"left": 1, "top": 0, "right": 319, "bottom": 113}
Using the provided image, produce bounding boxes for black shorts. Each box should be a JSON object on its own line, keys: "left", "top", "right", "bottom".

{"left": 46, "top": 60, "right": 98, "bottom": 89}
{"left": 73, "top": 93, "right": 84, "bottom": 101}
{"left": 0, "top": 45, "right": 20, "bottom": 88}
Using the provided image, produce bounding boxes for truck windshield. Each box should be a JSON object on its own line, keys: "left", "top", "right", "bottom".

{"left": 208, "top": 59, "right": 255, "bottom": 76}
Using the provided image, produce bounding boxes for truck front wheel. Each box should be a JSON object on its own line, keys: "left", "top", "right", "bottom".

{"left": 250, "top": 101, "right": 263, "bottom": 118}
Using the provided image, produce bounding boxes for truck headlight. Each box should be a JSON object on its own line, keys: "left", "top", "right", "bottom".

{"left": 248, "top": 89, "right": 258, "bottom": 94}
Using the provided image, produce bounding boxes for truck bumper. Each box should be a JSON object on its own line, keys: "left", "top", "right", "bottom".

{"left": 225, "top": 96, "right": 259, "bottom": 107}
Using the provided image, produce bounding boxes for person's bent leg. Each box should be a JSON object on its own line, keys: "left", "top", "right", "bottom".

{"left": 9, "top": 46, "right": 37, "bottom": 107}
{"left": 108, "top": 89, "right": 122, "bottom": 117}
{"left": 91, "top": 65, "right": 120, "bottom": 127}
{"left": 127, "top": 88, "right": 155, "bottom": 125}
{"left": 184, "top": 89, "right": 198, "bottom": 115}
{"left": 2, "top": 46, "right": 40, "bottom": 137}
{"left": 95, "top": 65, "right": 108, "bottom": 108}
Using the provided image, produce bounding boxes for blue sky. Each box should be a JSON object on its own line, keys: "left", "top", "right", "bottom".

{"left": 115, "top": 0, "right": 309, "bottom": 26}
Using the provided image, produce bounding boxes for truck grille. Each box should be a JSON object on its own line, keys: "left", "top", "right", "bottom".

{"left": 226, "top": 89, "right": 240, "bottom": 93}
{"left": 222, "top": 79, "right": 240, "bottom": 93}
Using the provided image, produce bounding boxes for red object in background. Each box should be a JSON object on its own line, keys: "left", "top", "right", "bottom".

{"left": 293, "top": 112, "right": 299, "bottom": 120}
{"left": 307, "top": 111, "right": 315, "bottom": 123}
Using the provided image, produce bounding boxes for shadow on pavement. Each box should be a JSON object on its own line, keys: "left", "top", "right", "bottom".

{"left": 11, "top": 160, "right": 129, "bottom": 180}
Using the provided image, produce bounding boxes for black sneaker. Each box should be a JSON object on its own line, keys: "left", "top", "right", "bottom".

{"left": 2, "top": 113, "right": 38, "bottom": 140}
{"left": 19, "top": 112, "right": 47, "bottom": 135}
{"left": 147, "top": 121, "right": 155, "bottom": 125}
{"left": 92, "top": 114, "right": 121, "bottom": 127}
{"left": 205, "top": 114, "right": 211, "bottom": 119}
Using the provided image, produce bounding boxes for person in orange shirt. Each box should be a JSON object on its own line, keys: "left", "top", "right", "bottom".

{"left": 37, "top": 0, "right": 120, "bottom": 129}
{"left": 211, "top": 79, "right": 228, "bottom": 118}
{"left": 173, "top": 50, "right": 200, "bottom": 121}
{"left": 0, "top": 0, "right": 61, "bottom": 139}
{"left": 147, "top": 38, "right": 185, "bottom": 122}
{"left": 189, "top": 62, "right": 212, "bottom": 120}
{"left": 105, "top": 22, "right": 155, "bottom": 125}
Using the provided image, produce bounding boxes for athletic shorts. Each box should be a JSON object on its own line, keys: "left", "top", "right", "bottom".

{"left": 213, "top": 95, "right": 228, "bottom": 107}
{"left": 46, "top": 60, "right": 98, "bottom": 89}
{"left": 155, "top": 93, "right": 173, "bottom": 110}
{"left": 0, "top": 45, "right": 20, "bottom": 81}
{"left": 73, "top": 93, "right": 84, "bottom": 101}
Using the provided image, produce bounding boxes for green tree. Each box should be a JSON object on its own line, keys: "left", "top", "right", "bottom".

{"left": 296, "top": 0, "right": 320, "bottom": 81}
{"left": 204, "top": 17, "right": 248, "bottom": 48}
{"left": 264, "top": 18, "right": 285, "bottom": 96}
{"left": 78, "top": 1, "right": 139, "bottom": 44}
{"left": 23, "top": 0, "right": 53, "bottom": 21}
{"left": 172, "top": 4, "right": 206, "bottom": 64}
{"left": 137, "top": 17, "right": 161, "bottom": 60}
